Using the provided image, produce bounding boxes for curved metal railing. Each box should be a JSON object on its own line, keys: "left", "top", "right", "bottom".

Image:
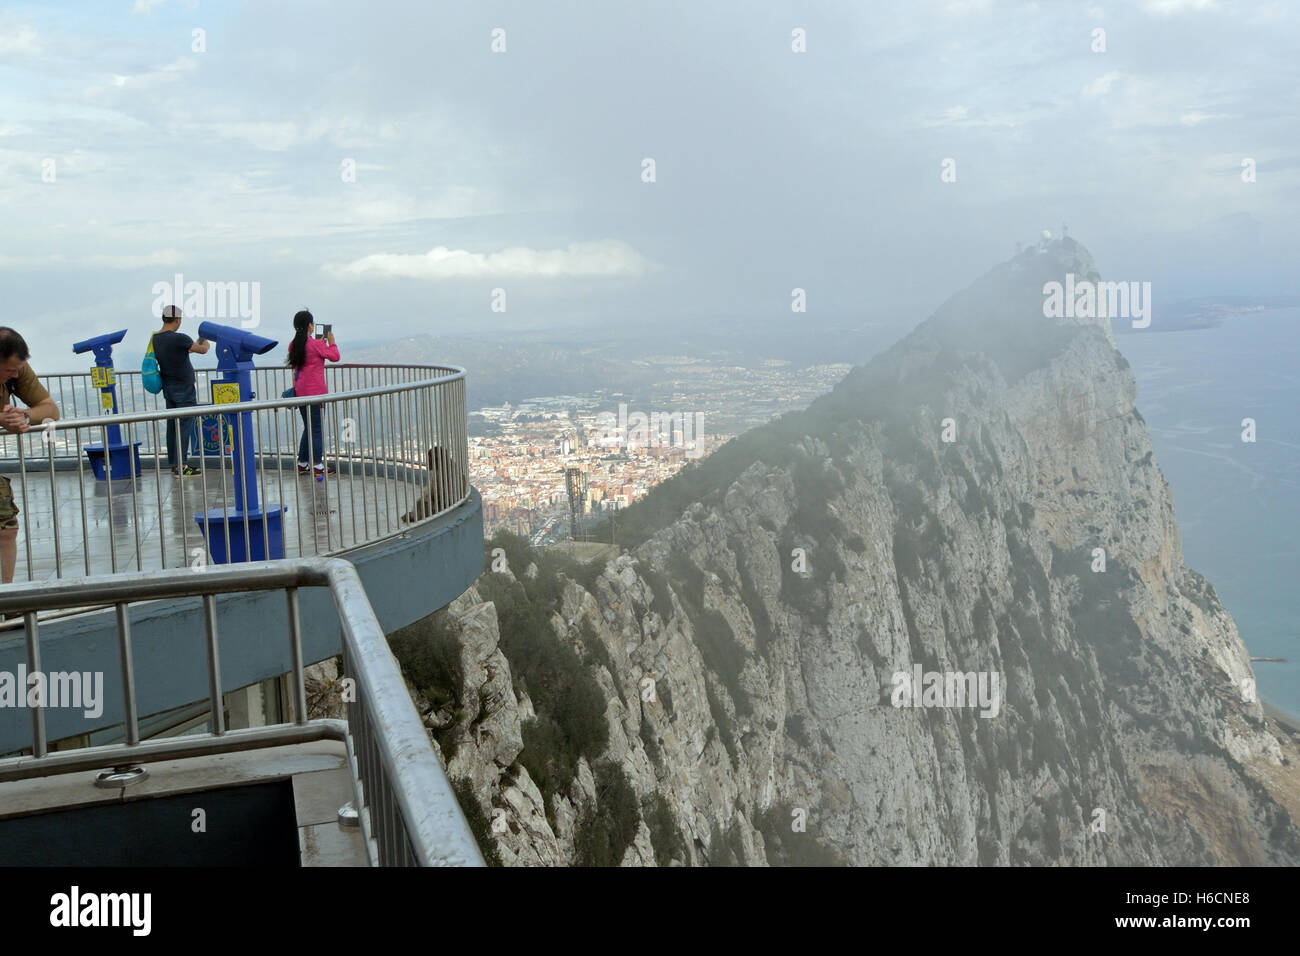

{"left": 28, "top": 365, "right": 449, "bottom": 429}
{"left": 0, "top": 364, "right": 469, "bottom": 582}
{"left": 0, "top": 558, "right": 486, "bottom": 866}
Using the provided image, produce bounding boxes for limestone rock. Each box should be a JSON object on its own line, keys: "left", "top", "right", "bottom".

{"left": 397, "top": 240, "right": 1300, "bottom": 866}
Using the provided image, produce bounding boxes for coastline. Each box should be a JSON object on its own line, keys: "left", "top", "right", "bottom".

{"left": 1263, "top": 700, "right": 1300, "bottom": 736}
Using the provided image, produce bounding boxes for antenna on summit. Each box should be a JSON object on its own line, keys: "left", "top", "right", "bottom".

{"left": 1061, "top": 223, "right": 1069, "bottom": 239}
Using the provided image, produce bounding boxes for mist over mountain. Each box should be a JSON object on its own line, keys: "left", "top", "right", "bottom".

{"left": 394, "top": 239, "right": 1300, "bottom": 866}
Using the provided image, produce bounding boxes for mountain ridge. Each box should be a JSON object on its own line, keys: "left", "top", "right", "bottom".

{"left": 392, "top": 239, "right": 1300, "bottom": 865}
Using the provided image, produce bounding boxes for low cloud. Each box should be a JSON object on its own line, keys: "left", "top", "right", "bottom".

{"left": 921, "top": 103, "right": 1041, "bottom": 129}
{"left": 84, "top": 58, "right": 197, "bottom": 99}
{"left": 1180, "top": 110, "right": 1229, "bottom": 126}
{"left": 1082, "top": 71, "right": 1124, "bottom": 98}
{"left": 328, "top": 239, "right": 653, "bottom": 281}
{"left": 1143, "top": 0, "right": 1218, "bottom": 14}
{"left": 0, "top": 250, "right": 185, "bottom": 270}
{"left": 0, "top": 14, "right": 40, "bottom": 57}
{"left": 936, "top": 0, "right": 993, "bottom": 14}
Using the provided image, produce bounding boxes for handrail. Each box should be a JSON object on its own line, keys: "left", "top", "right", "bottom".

{"left": 0, "top": 558, "right": 486, "bottom": 867}
{"left": 28, "top": 365, "right": 466, "bottom": 431}
{"left": 0, "top": 362, "right": 470, "bottom": 582}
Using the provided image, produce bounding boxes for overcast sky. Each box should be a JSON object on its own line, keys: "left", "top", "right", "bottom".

{"left": 0, "top": 0, "right": 1296, "bottom": 367}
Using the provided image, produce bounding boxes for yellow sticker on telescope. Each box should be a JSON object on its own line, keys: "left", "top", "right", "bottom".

{"left": 212, "top": 383, "right": 241, "bottom": 405}
{"left": 91, "top": 366, "right": 115, "bottom": 388}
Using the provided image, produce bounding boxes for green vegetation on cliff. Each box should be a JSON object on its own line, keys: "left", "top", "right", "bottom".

{"left": 479, "top": 532, "right": 609, "bottom": 823}
{"left": 388, "top": 611, "right": 466, "bottom": 760}
{"left": 574, "top": 763, "right": 641, "bottom": 866}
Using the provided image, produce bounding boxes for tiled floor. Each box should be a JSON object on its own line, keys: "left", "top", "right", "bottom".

{"left": 6, "top": 463, "right": 427, "bottom": 581}
{"left": 294, "top": 765, "right": 370, "bottom": 866}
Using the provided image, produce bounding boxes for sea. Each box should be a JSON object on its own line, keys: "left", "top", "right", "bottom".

{"left": 1117, "top": 308, "right": 1300, "bottom": 721}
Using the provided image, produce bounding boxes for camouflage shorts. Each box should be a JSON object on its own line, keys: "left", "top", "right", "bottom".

{"left": 0, "top": 475, "right": 17, "bottom": 532}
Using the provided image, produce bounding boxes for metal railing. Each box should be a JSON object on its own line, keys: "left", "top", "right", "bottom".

{"left": 1, "top": 364, "right": 469, "bottom": 581}
{"left": 27, "top": 365, "right": 440, "bottom": 428}
{"left": 0, "top": 558, "right": 486, "bottom": 867}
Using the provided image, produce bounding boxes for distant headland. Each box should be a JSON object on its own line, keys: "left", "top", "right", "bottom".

{"left": 1114, "top": 294, "right": 1300, "bottom": 334}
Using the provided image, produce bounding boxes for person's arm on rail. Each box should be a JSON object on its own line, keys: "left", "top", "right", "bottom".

{"left": 0, "top": 367, "right": 59, "bottom": 432}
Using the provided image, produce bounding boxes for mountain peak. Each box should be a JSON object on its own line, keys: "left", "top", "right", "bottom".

{"left": 924, "top": 236, "right": 1113, "bottom": 354}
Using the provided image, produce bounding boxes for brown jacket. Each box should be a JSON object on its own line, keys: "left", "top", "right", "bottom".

{"left": 1, "top": 366, "right": 51, "bottom": 412}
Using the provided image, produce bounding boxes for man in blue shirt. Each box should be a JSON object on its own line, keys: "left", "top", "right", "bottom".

{"left": 153, "top": 305, "right": 210, "bottom": 476}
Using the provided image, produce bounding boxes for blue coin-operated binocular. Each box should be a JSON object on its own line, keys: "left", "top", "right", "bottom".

{"left": 193, "top": 321, "right": 285, "bottom": 564}
{"left": 199, "top": 322, "right": 277, "bottom": 368}
{"left": 71, "top": 329, "right": 142, "bottom": 480}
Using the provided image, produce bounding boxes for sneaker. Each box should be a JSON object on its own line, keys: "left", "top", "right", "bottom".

{"left": 314, "top": 463, "right": 336, "bottom": 476}
{"left": 172, "top": 466, "right": 199, "bottom": 477}
{"left": 297, "top": 463, "right": 310, "bottom": 475}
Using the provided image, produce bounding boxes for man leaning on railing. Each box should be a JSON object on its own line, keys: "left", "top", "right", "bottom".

{"left": 0, "top": 327, "right": 60, "bottom": 585}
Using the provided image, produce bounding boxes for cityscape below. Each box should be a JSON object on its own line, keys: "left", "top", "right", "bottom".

{"left": 467, "top": 360, "right": 850, "bottom": 540}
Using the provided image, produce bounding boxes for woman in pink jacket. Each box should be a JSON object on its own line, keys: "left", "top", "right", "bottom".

{"left": 287, "top": 310, "right": 340, "bottom": 476}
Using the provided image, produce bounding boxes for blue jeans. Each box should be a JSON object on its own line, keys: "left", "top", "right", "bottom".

{"left": 163, "top": 383, "right": 198, "bottom": 469}
{"left": 298, "top": 403, "right": 324, "bottom": 465}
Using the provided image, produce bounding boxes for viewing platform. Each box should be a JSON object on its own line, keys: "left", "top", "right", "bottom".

{"left": 3, "top": 363, "right": 473, "bottom": 579}
{"left": 0, "top": 349, "right": 486, "bottom": 866}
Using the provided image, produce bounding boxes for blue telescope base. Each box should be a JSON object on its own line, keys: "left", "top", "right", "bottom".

{"left": 194, "top": 505, "right": 287, "bottom": 564}
{"left": 83, "top": 442, "right": 142, "bottom": 481}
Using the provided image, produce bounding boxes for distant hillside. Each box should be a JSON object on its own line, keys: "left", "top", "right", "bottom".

{"left": 348, "top": 335, "right": 653, "bottom": 409}
{"left": 348, "top": 318, "right": 888, "bottom": 410}
{"left": 1113, "top": 295, "right": 1300, "bottom": 334}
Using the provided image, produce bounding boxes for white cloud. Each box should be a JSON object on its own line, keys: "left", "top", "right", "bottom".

{"left": 922, "top": 101, "right": 1059, "bottom": 129}
{"left": 159, "top": 116, "right": 403, "bottom": 153}
{"left": 194, "top": 120, "right": 307, "bottom": 152}
{"left": 1095, "top": 74, "right": 1233, "bottom": 130}
{"left": 0, "top": 14, "right": 40, "bottom": 57}
{"left": 1082, "top": 71, "right": 1124, "bottom": 98}
{"left": 937, "top": 0, "right": 993, "bottom": 14}
{"left": 0, "top": 250, "right": 184, "bottom": 270}
{"left": 84, "top": 58, "right": 197, "bottom": 98}
{"left": 0, "top": 254, "right": 64, "bottom": 269}
{"left": 81, "top": 250, "right": 186, "bottom": 269}
{"left": 1247, "top": 2, "right": 1287, "bottom": 23}
{"left": 1142, "top": 0, "right": 1218, "bottom": 14}
{"left": 1180, "top": 111, "right": 1229, "bottom": 126}
{"left": 925, "top": 98, "right": 1066, "bottom": 130}
{"left": 0, "top": 147, "right": 113, "bottom": 183}
{"left": 329, "top": 240, "right": 653, "bottom": 281}
{"left": 131, "top": 0, "right": 200, "bottom": 16}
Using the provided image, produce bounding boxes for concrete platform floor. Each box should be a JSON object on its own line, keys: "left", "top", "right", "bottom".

{"left": 6, "top": 462, "right": 425, "bottom": 582}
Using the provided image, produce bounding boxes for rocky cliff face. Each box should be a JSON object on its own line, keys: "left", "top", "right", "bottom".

{"left": 406, "top": 240, "right": 1300, "bottom": 865}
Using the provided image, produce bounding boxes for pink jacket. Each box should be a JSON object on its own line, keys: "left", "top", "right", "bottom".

{"left": 294, "top": 337, "right": 340, "bottom": 396}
